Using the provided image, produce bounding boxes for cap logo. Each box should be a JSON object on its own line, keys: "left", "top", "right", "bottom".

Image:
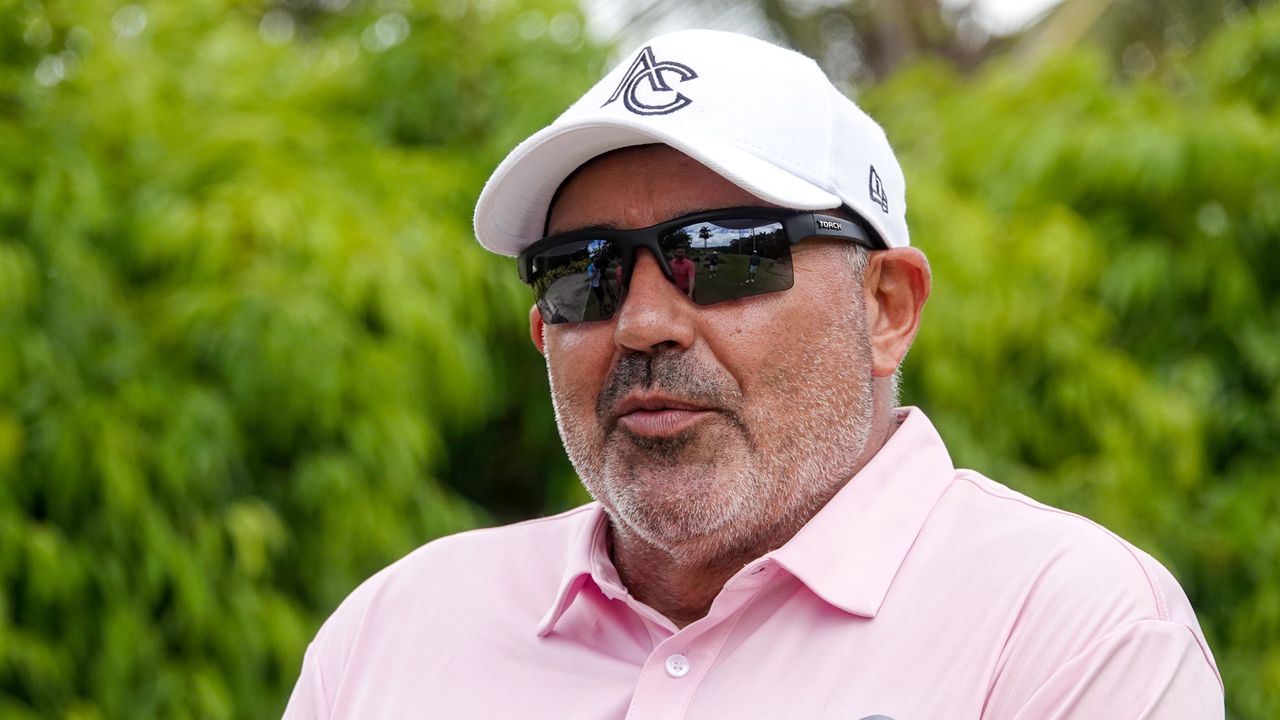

{"left": 869, "top": 165, "right": 889, "bottom": 213}
{"left": 603, "top": 46, "right": 698, "bottom": 116}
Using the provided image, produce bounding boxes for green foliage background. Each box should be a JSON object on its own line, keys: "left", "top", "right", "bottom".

{"left": 871, "top": 16, "right": 1280, "bottom": 713}
{"left": 0, "top": 0, "right": 1276, "bottom": 717}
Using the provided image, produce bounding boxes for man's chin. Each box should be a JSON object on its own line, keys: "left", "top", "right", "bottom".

{"left": 608, "top": 499, "right": 742, "bottom": 553}
{"left": 614, "top": 428, "right": 696, "bottom": 452}
{"left": 598, "top": 471, "right": 751, "bottom": 549}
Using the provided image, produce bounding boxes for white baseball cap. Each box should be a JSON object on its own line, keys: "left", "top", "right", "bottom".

{"left": 473, "top": 29, "right": 909, "bottom": 256}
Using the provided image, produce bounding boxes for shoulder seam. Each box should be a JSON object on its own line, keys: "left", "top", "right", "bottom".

{"left": 308, "top": 641, "right": 332, "bottom": 717}
{"left": 953, "top": 472, "right": 1170, "bottom": 621}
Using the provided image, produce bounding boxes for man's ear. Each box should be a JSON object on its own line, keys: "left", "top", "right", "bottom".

{"left": 529, "top": 304, "right": 547, "bottom": 355}
{"left": 863, "top": 248, "right": 931, "bottom": 378}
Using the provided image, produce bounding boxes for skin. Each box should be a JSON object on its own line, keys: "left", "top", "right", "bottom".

{"left": 529, "top": 145, "right": 931, "bottom": 628}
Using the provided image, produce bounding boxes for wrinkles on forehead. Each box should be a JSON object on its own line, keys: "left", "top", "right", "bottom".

{"left": 545, "top": 145, "right": 781, "bottom": 236}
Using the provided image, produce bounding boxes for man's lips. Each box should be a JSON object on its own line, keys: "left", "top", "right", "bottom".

{"left": 612, "top": 394, "right": 718, "bottom": 438}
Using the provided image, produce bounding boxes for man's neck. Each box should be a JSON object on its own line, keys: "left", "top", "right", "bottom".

{"left": 607, "top": 520, "right": 797, "bottom": 628}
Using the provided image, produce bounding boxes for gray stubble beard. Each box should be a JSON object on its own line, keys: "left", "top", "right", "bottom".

{"left": 548, "top": 295, "right": 878, "bottom": 564}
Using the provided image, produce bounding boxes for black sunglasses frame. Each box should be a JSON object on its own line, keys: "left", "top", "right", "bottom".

{"left": 517, "top": 206, "right": 885, "bottom": 287}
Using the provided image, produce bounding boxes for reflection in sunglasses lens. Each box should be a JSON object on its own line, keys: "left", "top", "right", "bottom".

{"left": 532, "top": 239, "right": 624, "bottom": 324}
{"left": 530, "top": 216, "right": 795, "bottom": 324}
{"left": 665, "top": 219, "right": 793, "bottom": 306}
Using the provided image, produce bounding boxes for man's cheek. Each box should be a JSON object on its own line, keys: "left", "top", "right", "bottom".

{"left": 548, "top": 366, "right": 607, "bottom": 445}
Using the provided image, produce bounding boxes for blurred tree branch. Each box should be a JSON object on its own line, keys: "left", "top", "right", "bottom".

{"left": 596, "top": 0, "right": 1274, "bottom": 87}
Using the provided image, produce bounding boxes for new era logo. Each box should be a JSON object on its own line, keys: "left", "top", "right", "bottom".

{"left": 869, "top": 165, "right": 889, "bottom": 213}
{"left": 603, "top": 46, "right": 698, "bottom": 116}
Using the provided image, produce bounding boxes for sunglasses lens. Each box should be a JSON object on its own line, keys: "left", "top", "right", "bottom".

{"left": 528, "top": 238, "right": 625, "bottom": 324}
{"left": 528, "top": 216, "right": 796, "bottom": 324}
{"left": 661, "top": 217, "right": 793, "bottom": 305}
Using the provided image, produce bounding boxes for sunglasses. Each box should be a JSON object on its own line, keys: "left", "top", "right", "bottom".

{"left": 518, "top": 207, "right": 883, "bottom": 324}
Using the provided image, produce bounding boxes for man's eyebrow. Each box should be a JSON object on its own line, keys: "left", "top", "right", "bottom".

{"left": 550, "top": 220, "right": 624, "bottom": 235}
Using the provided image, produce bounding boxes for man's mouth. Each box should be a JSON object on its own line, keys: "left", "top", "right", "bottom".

{"left": 612, "top": 393, "right": 717, "bottom": 438}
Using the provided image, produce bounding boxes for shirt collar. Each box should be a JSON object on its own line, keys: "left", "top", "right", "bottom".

{"left": 536, "top": 505, "right": 613, "bottom": 637}
{"left": 536, "top": 407, "right": 955, "bottom": 634}
{"left": 766, "top": 406, "right": 955, "bottom": 618}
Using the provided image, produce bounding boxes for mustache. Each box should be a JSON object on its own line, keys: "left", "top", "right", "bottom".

{"left": 596, "top": 351, "right": 743, "bottom": 425}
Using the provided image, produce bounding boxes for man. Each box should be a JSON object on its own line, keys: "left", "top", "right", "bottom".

{"left": 587, "top": 252, "right": 613, "bottom": 314}
{"left": 284, "top": 30, "right": 1223, "bottom": 719}
{"left": 670, "top": 246, "right": 695, "bottom": 298}
{"left": 746, "top": 248, "right": 760, "bottom": 283}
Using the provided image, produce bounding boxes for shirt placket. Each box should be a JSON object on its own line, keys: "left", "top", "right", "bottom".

{"left": 623, "top": 561, "right": 777, "bottom": 720}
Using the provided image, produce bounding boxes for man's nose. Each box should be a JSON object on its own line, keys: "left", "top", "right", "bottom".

{"left": 613, "top": 249, "right": 697, "bottom": 354}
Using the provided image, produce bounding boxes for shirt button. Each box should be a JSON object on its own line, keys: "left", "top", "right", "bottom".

{"left": 664, "top": 654, "right": 691, "bottom": 678}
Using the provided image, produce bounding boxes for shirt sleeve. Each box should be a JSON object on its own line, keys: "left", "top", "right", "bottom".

{"left": 1001, "top": 619, "right": 1223, "bottom": 720}
{"left": 281, "top": 642, "right": 331, "bottom": 720}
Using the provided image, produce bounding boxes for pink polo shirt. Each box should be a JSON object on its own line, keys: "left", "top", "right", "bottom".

{"left": 283, "top": 408, "right": 1222, "bottom": 719}
{"left": 670, "top": 256, "right": 695, "bottom": 295}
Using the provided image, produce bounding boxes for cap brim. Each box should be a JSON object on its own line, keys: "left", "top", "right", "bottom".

{"left": 474, "top": 117, "right": 842, "bottom": 257}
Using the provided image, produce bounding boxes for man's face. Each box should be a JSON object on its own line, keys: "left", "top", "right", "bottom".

{"left": 538, "top": 145, "right": 879, "bottom": 556}
{"left": 674, "top": 248, "right": 687, "bottom": 261}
